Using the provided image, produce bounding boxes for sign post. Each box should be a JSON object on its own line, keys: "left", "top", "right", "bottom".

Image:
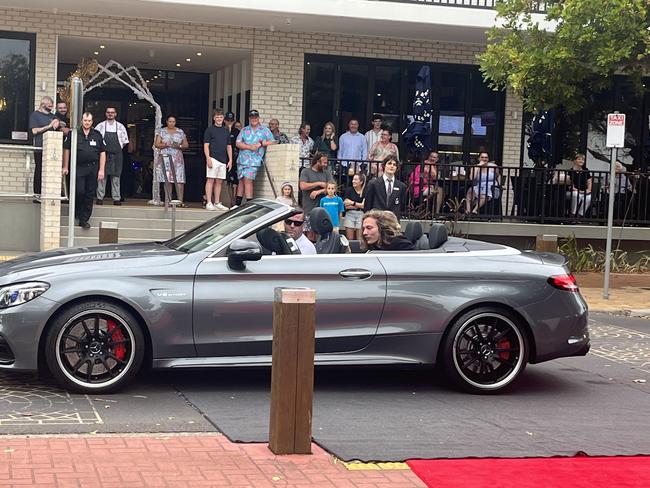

{"left": 603, "top": 112, "right": 626, "bottom": 299}
{"left": 67, "top": 77, "right": 83, "bottom": 247}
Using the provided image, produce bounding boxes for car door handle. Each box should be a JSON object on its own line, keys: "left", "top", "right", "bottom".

{"left": 339, "top": 269, "right": 373, "bottom": 280}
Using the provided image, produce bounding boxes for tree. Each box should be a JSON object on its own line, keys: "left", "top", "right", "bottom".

{"left": 479, "top": 0, "right": 650, "bottom": 113}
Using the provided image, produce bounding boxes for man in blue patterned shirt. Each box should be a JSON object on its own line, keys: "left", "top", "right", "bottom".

{"left": 234, "top": 110, "right": 275, "bottom": 207}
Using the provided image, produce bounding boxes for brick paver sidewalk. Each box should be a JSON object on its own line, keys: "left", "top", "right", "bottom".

{"left": 0, "top": 433, "right": 425, "bottom": 487}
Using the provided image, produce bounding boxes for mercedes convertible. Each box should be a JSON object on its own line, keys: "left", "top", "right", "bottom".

{"left": 0, "top": 199, "right": 589, "bottom": 394}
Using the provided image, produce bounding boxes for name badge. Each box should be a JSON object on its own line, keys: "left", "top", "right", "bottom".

{"left": 89, "top": 140, "right": 97, "bottom": 146}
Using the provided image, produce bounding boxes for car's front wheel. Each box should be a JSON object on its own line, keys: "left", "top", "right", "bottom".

{"left": 45, "top": 300, "right": 145, "bottom": 394}
{"left": 441, "top": 307, "right": 529, "bottom": 394}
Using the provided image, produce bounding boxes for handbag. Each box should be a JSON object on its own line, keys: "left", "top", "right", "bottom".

{"left": 491, "top": 183, "right": 502, "bottom": 200}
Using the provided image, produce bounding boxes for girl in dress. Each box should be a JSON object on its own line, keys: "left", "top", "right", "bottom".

{"left": 276, "top": 182, "right": 297, "bottom": 207}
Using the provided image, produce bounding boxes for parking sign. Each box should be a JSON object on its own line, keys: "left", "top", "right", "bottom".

{"left": 606, "top": 113, "right": 625, "bottom": 148}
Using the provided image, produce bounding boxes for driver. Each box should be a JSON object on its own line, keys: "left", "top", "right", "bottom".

{"left": 361, "top": 210, "right": 414, "bottom": 251}
{"left": 283, "top": 207, "right": 316, "bottom": 255}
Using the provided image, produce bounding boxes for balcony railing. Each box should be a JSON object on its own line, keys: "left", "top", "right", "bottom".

{"left": 375, "top": 0, "right": 548, "bottom": 14}
{"left": 298, "top": 158, "right": 650, "bottom": 227}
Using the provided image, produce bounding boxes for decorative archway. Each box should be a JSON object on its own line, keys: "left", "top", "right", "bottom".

{"left": 59, "top": 59, "right": 164, "bottom": 204}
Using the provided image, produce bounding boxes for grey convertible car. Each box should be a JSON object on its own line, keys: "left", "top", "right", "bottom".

{"left": 0, "top": 199, "right": 589, "bottom": 394}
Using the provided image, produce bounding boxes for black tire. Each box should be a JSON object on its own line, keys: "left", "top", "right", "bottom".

{"left": 44, "top": 300, "right": 145, "bottom": 394}
{"left": 441, "top": 307, "right": 529, "bottom": 394}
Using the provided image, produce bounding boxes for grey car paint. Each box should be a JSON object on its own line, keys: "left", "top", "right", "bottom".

{"left": 0, "top": 199, "right": 589, "bottom": 393}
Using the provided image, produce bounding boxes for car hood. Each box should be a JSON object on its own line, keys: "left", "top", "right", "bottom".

{"left": 0, "top": 242, "right": 187, "bottom": 281}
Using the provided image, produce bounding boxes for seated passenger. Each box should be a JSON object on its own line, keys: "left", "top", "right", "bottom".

{"left": 361, "top": 210, "right": 415, "bottom": 251}
{"left": 283, "top": 207, "right": 316, "bottom": 255}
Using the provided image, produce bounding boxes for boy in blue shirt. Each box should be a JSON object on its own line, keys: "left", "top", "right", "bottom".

{"left": 320, "top": 181, "right": 345, "bottom": 231}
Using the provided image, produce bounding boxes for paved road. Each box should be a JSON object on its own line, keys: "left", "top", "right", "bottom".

{"left": 1, "top": 313, "right": 648, "bottom": 439}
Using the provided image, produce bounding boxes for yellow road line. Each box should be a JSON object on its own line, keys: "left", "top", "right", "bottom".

{"left": 337, "top": 459, "right": 410, "bottom": 470}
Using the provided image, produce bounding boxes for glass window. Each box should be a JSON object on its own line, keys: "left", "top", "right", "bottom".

{"left": 0, "top": 32, "right": 34, "bottom": 144}
{"left": 373, "top": 65, "right": 402, "bottom": 136}
{"left": 303, "top": 61, "right": 335, "bottom": 136}
{"left": 437, "top": 71, "right": 467, "bottom": 158}
{"left": 469, "top": 70, "right": 500, "bottom": 159}
{"left": 339, "top": 64, "right": 368, "bottom": 133}
{"left": 615, "top": 78, "right": 644, "bottom": 169}
{"left": 585, "top": 89, "right": 613, "bottom": 172}
{"left": 166, "top": 201, "right": 279, "bottom": 252}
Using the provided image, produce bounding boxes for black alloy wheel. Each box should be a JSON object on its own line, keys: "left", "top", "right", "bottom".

{"left": 442, "top": 307, "right": 529, "bottom": 394}
{"left": 45, "top": 301, "right": 144, "bottom": 394}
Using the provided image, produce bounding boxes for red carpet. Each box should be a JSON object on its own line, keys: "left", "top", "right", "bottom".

{"left": 407, "top": 456, "right": 650, "bottom": 488}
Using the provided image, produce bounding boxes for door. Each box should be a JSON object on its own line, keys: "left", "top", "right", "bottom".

{"left": 192, "top": 254, "right": 387, "bottom": 357}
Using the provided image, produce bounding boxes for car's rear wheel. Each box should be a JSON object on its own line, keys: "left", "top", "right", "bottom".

{"left": 45, "top": 301, "right": 144, "bottom": 394}
{"left": 442, "top": 307, "right": 529, "bottom": 394}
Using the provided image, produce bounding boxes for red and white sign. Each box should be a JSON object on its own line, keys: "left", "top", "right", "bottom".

{"left": 606, "top": 113, "right": 626, "bottom": 148}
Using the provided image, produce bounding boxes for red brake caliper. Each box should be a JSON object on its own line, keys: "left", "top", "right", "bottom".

{"left": 498, "top": 340, "right": 511, "bottom": 360}
{"left": 106, "top": 320, "right": 126, "bottom": 360}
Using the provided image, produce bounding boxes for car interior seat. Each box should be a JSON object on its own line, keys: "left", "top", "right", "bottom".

{"left": 256, "top": 227, "right": 300, "bottom": 255}
{"left": 428, "top": 222, "right": 449, "bottom": 249}
{"left": 309, "top": 207, "right": 349, "bottom": 254}
{"left": 404, "top": 221, "right": 429, "bottom": 250}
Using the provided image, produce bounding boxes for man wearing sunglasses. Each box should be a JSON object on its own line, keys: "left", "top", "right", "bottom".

{"left": 283, "top": 208, "right": 316, "bottom": 255}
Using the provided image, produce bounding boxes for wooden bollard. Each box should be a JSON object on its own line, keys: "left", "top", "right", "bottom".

{"left": 99, "top": 221, "right": 118, "bottom": 244}
{"left": 268, "top": 287, "right": 316, "bottom": 455}
{"left": 536, "top": 234, "right": 558, "bottom": 253}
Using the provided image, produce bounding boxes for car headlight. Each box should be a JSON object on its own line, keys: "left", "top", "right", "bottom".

{"left": 0, "top": 282, "right": 50, "bottom": 309}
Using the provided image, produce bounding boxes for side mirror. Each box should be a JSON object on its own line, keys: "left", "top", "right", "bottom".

{"left": 227, "top": 239, "right": 262, "bottom": 270}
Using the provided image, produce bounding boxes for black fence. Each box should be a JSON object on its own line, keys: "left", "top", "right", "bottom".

{"left": 375, "top": 0, "right": 548, "bottom": 13}
{"left": 298, "top": 158, "right": 650, "bottom": 227}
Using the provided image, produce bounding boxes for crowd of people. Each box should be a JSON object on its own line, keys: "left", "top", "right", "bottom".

{"left": 29, "top": 96, "right": 623, "bottom": 240}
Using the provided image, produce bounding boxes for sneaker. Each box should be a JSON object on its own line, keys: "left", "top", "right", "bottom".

{"left": 214, "top": 202, "right": 229, "bottom": 211}
{"left": 205, "top": 202, "right": 216, "bottom": 211}
{"left": 95, "top": 199, "right": 103, "bottom": 205}
{"left": 230, "top": 205, "right": 238, "bottom": 210}
{"left": 113, "top": 200, "right": 121, "bottom": 206}
{"left": 79, "top": 221, "right": 91, "bottom": 229}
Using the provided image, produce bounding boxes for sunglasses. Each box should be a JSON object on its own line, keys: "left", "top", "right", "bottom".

{"left": 285, "top": 219, "right": 304, "bottom": 227}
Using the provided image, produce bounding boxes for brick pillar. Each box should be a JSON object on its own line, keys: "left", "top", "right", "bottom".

{"left": 40, "top": 131, "right": 62, "bottom": 251}
{"left": 254, "top": 144, "right": 300, "bottom": 201}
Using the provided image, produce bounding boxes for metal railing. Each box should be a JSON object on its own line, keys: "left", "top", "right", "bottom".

{"left": 299, "top": 157, "right": 650, "bottom": 227}
{"left": 0, "top": 145, "right": 41, "bottom": 199}
{"left": 374, "top": 0, "right": 548, "bottom": 13}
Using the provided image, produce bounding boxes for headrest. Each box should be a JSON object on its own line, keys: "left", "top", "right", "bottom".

{"left": 428, "top": 223, "right": 448, "bottom": 249}
{"left": 257, "top": 227, "right": 292, "bottom": 255}
{"left": 309, "top": 207, "right": 333, "bottom": 235}
{"left": 404, "top": 222, "right": 423, "bottom": 243}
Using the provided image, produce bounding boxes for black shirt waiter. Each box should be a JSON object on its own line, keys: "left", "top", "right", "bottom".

{"left": 63, "top": 112, "right": 106, "bottom": 229}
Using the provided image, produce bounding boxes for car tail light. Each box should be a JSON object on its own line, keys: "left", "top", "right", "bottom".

{"left": 548, "top": 274, "right": 579, "bottom": 292}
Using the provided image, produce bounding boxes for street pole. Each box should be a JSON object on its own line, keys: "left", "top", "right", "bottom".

{"left": 67, "top": 77, "right": 83, "bottom": 247}
{"left": 602, "top": 146, "right": 617, "bottom": 299}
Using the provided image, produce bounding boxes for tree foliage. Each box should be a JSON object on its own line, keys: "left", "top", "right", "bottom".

{"left": 478, "top": 0, "right": 650, "bottom": 113}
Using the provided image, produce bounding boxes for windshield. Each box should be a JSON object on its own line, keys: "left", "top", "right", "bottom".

{"left": 165, "top": 202, "right": 276, "bottom": 253}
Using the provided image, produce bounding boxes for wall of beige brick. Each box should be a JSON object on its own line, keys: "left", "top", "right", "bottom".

{"left": 1, "top": 6, "right": 523, "bottom": 197}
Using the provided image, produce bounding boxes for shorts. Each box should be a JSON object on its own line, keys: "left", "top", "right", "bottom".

{"left": 343, "top": 209, "right": 363, "bottom": 229}
{"left": 237, "top": 164, "right": 260, "bottom": 181}
{"left": 207, "top": 158, "right": 227, "bottom": 179}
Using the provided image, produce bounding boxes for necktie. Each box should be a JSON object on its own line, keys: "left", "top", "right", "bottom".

{"left": 386, "top": 178, "right": 393, "bottom": 198}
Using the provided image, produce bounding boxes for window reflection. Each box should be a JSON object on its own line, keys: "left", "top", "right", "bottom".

{"left": 0, "top": 33, "right": 33, "bottom": 144}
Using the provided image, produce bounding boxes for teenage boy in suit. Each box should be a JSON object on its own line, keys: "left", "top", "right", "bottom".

{"left": 364, "top": 156, "right": 406, "bottom": 220}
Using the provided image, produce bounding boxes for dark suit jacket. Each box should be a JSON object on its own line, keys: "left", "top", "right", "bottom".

{"left": 363, "top": 176, "right": 407, "bottom": 219}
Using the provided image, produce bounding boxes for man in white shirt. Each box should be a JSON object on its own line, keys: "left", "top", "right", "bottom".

{"left": 95, "top": 106, "right": 129, "bottom": 205}
{"left": 283, "top": 208, "right": 316, "bottom": 255}
{"left": 365, "top": 113, "right": 383, "bottom": 154}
